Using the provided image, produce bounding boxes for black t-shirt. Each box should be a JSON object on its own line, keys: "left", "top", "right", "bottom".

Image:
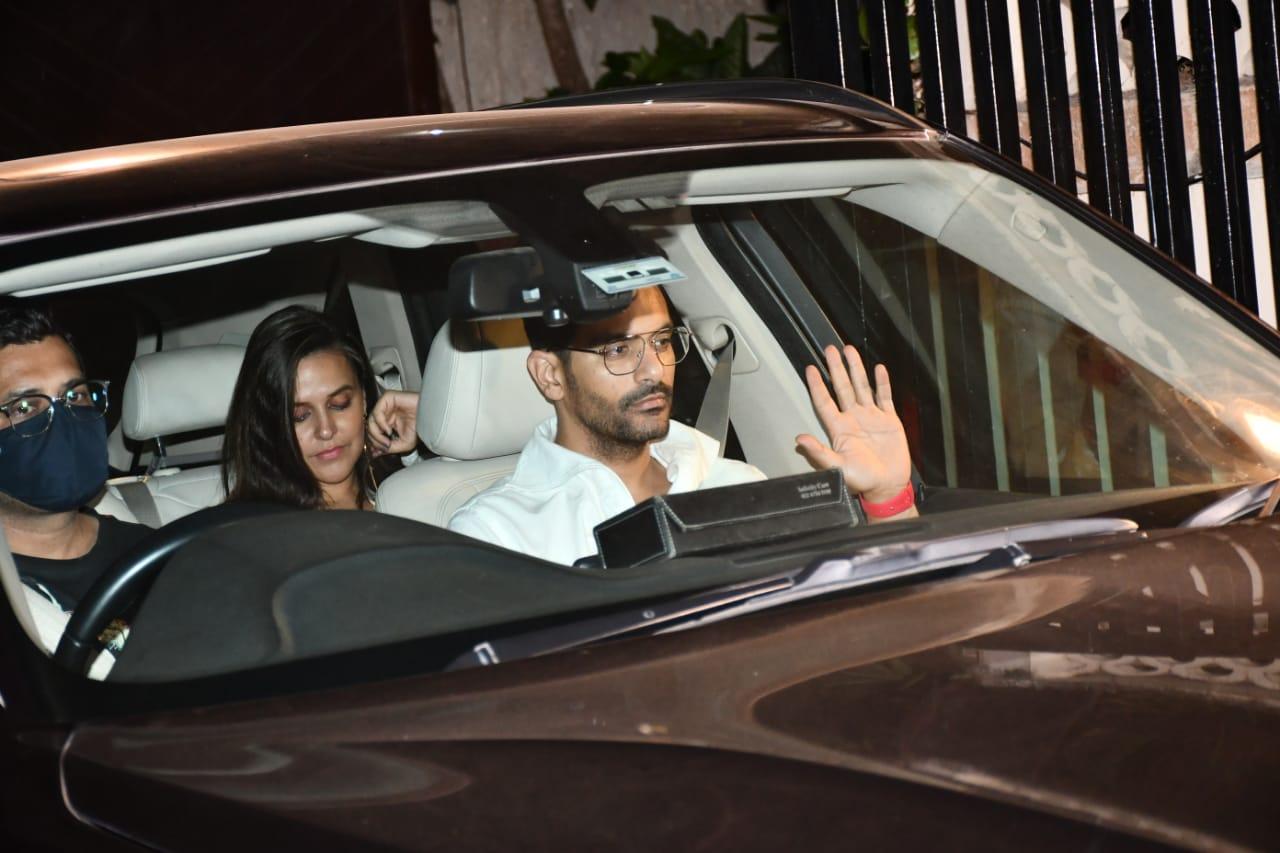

{"left": 15, "top": 512, "right": 151, "bottom": 612}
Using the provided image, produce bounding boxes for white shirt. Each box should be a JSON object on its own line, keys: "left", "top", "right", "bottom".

{"left": 448, "top": 417, "right": 765, "bottom": 565}
{"left": 23, "top": 585, "right": 115, "bottom": 680}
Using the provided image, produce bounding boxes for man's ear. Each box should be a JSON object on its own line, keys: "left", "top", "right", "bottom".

{"left": 528, "top": 349, "right": 567, "bottom": 402}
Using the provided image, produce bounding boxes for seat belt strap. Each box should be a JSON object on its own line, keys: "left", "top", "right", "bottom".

{"left": 114, "top": 480, "right": 162, "bottom": 528}
{"left": 695, "top": 331, "right": 735, "bottom": 458}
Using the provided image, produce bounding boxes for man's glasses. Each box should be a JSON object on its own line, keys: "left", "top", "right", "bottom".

{"left": 0, "top": 381, "right": 110, "bottom": 438}
{"left": 564, "top": 327, "right": 692, "bottom": 376}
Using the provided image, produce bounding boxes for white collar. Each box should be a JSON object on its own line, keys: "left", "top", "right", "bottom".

{"left": 509, "top": 417, "right": 722, "bottom": 494}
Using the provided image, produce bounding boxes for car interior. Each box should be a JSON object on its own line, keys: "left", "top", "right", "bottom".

{"left": 4, "top": 153, "right": 1280, "bottom": 683}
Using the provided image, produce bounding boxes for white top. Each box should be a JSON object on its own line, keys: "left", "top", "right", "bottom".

{"left": 23, "top": 586, "right": 115, "bottom": 680}
{"left": 448, "top": 417, "right": 766, "bottom": 565}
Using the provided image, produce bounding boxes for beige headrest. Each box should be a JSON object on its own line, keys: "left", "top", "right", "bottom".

{"left": 122, "top": 344, "right": 245, "bottom": 440}
{"left": 419, "top": 320, "right": 553, "bottom": 460}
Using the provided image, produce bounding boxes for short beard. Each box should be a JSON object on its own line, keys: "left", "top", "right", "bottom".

{"left": 563, "top": 369, "right": 673, "bottom": 462}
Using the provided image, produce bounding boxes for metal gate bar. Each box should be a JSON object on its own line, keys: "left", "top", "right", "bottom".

{"left": 1189, "top": 0, "right": 1256, "bottom": 312}
{"left": 791, "top": 0, "right": 865, "bottom": 92}
{"left": 1092, "top": 387, "right": 1113, "bottom": 492}
{"left": 915, "top": 0, "right": 967, "bottom": 133}
{"left": 865, "top": 0, "right": 914, "bottom": 112}
{"left": 1018, "top": 0, "right": 1077, "bottom": 191}
{"left": 1249, "top": 0, "right": 1280, "bottom": 312}
{"left": 965, "top": 0, "right": 1021, "bottom": 159}
{"left": 1128, "top": 0, "right": 1197, "bottom": 267}
{"left": 1070, "top": 0, "right": 1133, "bottom": 228}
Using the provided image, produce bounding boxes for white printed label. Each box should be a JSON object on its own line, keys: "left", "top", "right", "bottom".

{"left": 583, "top": 257, "right": 687, "bottom": 293}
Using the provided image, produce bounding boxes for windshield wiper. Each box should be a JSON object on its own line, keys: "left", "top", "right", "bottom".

{"left": 669, "top": 517, "right": 1139, "bottom": 634}
{"left": 447, "top": 517, "right": 1138, "bottom": 670}
{"left": 1179, "top": 477, "right": 1280, "bottom": 528}
{"left": 446, "top": 575, "right": 792, "bottom": 670}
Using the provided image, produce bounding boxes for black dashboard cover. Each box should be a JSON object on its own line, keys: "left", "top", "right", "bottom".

{"left": 594, "top": 469, "right": 860, "bottom": 568}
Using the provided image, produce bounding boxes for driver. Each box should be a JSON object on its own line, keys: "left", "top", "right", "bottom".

{"left": 371, "top": 287, "right": 917, "bottom": 565}
{"left": 0, "top": 297, "right": 148, "bottom": 624}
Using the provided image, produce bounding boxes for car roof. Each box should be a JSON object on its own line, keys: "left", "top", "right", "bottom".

{"left": 0, "top": 79, "right": 930, "bottom": 248}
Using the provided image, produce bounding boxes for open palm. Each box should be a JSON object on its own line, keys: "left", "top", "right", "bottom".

{"left": 795, "top": 344, "right": 912, "bottom": 504}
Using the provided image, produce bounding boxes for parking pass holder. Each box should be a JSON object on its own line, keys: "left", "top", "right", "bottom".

{"left": 593, "top": 469, "right": 861, "bottom": 569}
{"left": 581, "top": 257, "right": 687, "bottom": 293}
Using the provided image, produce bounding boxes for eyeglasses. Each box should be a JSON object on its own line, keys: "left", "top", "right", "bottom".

{"left": 564, "top": 326, "right": 692, "bottom": 376}
{"left": 0, "top": 381, "right": 110, "bottom": 438}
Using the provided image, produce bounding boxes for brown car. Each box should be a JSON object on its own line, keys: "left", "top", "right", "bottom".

{"left": 1, "top": 81, "right": 1278, "bottom": 851}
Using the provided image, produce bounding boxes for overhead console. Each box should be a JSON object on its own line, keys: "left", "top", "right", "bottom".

{"left": 450, "top": 187, "right": 685, "bottom": 327}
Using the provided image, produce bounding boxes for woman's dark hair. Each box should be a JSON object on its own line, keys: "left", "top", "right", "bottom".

{"left": 223, "top": 306, "right": 378, "bottom": 509}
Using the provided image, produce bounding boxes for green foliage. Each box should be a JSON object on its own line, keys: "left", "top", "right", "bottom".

{"left": 746, "top": 14, "right": 792, "bottom": 78}
{"left": 856, "top": 6, "right": 919, "bottom": 61}
{"left": 592, "top": 13, "right": 790, "bottom": 91}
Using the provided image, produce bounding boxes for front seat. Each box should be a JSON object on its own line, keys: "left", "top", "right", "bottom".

{"left": 375, "top": 319, "right": 552, "bottom": 527}
{"left": 109, "top": 343, "right": 245, "bottom": 527}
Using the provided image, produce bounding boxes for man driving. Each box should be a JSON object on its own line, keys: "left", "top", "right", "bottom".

{"left": 0, "top": 297, "right": 148, "bottom": 614}
{"left": 371, "top": 286, "right": 917, "bottom": 565}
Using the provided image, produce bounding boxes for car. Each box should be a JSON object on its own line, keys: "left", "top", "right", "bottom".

{"left": 2, "top": 79, "right": 1279, "bottom": 851}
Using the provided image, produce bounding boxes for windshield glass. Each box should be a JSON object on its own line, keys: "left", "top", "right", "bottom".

{"left": 623, "top": 158, "right": 1280, "bottom": 495}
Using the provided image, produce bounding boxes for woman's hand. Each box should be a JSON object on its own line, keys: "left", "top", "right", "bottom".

{"left": 796, "top": 345, "right": 915, "bottom": 519}
{"left": 367, "top": 390, "right": 420, "bottom": 456}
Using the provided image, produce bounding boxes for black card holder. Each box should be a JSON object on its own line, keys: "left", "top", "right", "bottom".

{"left": 592, "top": 468, "right": 860, "bottom": 568}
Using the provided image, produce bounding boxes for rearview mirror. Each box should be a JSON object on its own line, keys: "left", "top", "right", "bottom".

{"left": 448, "top": 245, "right": 637, "bottom": 325}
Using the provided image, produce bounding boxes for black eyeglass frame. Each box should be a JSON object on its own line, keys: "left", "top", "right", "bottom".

{"left": 561, "top": 326, "right": 693, "bottom": 376}
{"left": 0, "top": 380, "right": 111, "bottom": 438}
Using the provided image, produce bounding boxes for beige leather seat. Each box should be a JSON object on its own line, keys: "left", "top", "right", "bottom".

{"left": 375, "top": 320, "right": 552, "bottom": 527}
{"left": 108, "top": 344, "right": 245, "bottom": 526}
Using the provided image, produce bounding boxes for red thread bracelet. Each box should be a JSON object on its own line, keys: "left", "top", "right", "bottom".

{"left": 859, "top": 483, "right": 915, "bottom": 519}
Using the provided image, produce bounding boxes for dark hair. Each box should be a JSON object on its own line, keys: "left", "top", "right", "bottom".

{"left": 0, "top": 296, "right": 79, "bottom": 363}
{"left": 222, "top": 306, "right": 377, "bottom": 509}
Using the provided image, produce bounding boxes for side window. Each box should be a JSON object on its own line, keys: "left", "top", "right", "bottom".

{"left": 751, "top": 196, "right": 1264, "bottom": 497}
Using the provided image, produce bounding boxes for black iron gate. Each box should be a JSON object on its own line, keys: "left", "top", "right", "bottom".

{"left": 789, "top": 0, "right": 1280, "bottom": 319}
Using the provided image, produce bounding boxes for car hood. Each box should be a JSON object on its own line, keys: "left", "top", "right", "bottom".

{"left": 62, "top": 519, "right": 1280, "bottom": 850}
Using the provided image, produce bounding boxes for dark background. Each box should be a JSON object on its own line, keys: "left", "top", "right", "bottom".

{"left": 0, "top": 0, "right": 440, "bottom": 161}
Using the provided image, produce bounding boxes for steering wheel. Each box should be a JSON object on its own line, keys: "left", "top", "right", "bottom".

{"left": 54, "top": 501, "right": 293, "bottom": 674}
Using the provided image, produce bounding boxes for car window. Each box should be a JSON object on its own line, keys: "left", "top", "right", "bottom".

{"left": 731, "top": 166, "right": 1279, "bottom": 496}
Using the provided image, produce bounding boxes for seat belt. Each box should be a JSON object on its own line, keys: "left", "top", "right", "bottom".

{"left": 368, "top": 346, "right": 405, "bottom": 392}
{"left": 694, "top": 330, "right": 735, "bottom": 458}
{"left": 114, "top": 480, "right": 163, "bottom": 529}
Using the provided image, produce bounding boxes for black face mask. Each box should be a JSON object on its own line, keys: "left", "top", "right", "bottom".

{"left": 0, "top": 414, "right": 108, "bottom": 512}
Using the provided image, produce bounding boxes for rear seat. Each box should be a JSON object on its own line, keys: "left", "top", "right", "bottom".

{"left": 376, "top": 320, "right": 552, "bottom": 527}
{"left": 101, "top": 344, "right": 245, "bottom": 527}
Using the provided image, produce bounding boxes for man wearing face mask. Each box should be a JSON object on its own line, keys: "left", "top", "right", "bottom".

{"left": 0, "top": 297, "right": 148, "bottom": 615}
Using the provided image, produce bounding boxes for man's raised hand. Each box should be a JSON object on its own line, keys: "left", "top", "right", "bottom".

{"left": 795, "top": 345, "right": 914, "bottom": 513}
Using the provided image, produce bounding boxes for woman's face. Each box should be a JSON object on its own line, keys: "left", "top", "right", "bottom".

{"left": 292, "top": 349, "right": 366, "bottom": 503}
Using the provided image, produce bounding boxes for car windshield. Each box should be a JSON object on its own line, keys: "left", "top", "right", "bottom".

{"left": 4, "top": 143, "right": 1279, "bottom": 687}
{"left": 685, "top": 158, "right": 1280, "bottom": 492}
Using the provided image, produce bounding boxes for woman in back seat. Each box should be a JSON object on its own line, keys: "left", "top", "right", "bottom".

{"left": 222, "top": 306, "right": 387, "bottom": 511}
